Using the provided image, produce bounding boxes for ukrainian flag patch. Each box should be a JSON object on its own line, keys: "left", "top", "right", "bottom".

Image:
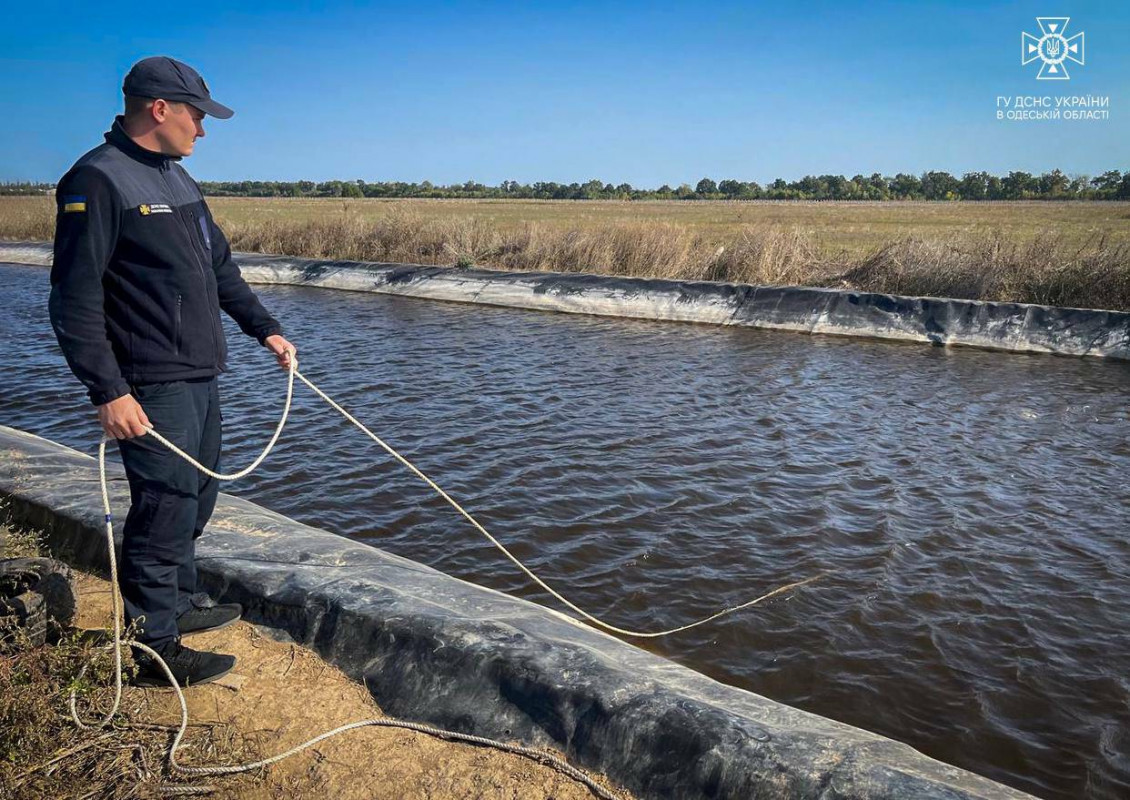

{"left": 62, "top": 195, "right": 87, "bottom": 213}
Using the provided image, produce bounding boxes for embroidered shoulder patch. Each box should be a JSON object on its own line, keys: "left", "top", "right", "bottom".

{"left": 138, "top": 203, "right": 173, "bottom": 215}
{"left": 62, "top": 195, "right": 86, "bottom": 213}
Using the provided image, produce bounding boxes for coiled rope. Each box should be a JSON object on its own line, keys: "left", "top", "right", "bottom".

{"left": 73, "top": 353, "right": 824, "bottom": 796}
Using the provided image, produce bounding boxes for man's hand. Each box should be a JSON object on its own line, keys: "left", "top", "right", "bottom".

{"left": 98, "top": 393, "right": 152, "bottom": 440}
{"left": 263, "top": 334, "right": 298, "bottom": 370}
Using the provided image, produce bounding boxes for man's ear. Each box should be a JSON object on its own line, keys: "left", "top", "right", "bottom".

{"left": 150, "top": 99, "right": 170, "bottom": 123}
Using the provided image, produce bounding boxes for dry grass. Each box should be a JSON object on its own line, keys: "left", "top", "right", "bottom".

{"left": 841, "top": 232, "right": 1130, "bottom": 310}
{"left": 203, "top": 197, "right": 1130, "bottom": 256}
{"left": 0, "top": 521, "right": 42, "bottom": 560}
{"left": 226, "top": 209, "right": 1130, "bottom": 310}
{"left": 0, "top": 196, "right": 53, "bottom": 242}
{"left": 3, "top": 196, "right": 1128, "bottom": 310}
{"left": 0, "top": 523, "right": 302, "bottom": 799}
{"left": 0, "top": 631, "right": 299, "bottom": 799}
{"left": 0, "top": 523, "right": 630, "bottom": 799}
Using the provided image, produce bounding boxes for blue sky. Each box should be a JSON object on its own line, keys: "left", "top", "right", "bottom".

{"left": 0, "top": 1, "right": 1126, "bottom": 185}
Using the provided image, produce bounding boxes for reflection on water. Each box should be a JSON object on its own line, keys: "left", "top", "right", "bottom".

{"left": 2, "top": 262, "right": 1128, "bottom": 799}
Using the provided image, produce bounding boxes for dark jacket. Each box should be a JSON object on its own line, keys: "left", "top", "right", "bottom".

{"left": 49, "top": 116, "right": 283, "bottom": 406}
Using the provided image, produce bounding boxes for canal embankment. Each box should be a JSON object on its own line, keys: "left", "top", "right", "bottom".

{"left": 0, "top": 534, "right": 624, "bottom": 800}
{"left": 0, "top": 423, "right": 1035, "bottom": 800}
{"left": 2, "top": 241, "right": 1126, "bottom": 360}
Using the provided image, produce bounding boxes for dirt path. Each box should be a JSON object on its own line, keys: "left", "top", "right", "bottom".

{"left": 72, "top": 571, "right": 629, "bottom": 799}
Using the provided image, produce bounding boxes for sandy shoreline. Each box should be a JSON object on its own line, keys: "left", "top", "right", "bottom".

{"left": 68, "top": 569, "right": 626, "bottom": 799}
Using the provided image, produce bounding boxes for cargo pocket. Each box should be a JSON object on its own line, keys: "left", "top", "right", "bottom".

{"left": 118, "top": 423, "right": 193, "bottom": 497}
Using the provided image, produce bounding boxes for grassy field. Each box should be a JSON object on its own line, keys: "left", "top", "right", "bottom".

{"left": 3, "top": 196, "right": 1128, "bottom": 309}
{"left": 205, "top": 197, "right": 1128, "bottom": 256}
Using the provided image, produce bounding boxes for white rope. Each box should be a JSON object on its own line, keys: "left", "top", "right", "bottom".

{"left": 290, "top": 368, "right": 827, "bottom": 638}
{"left": 74, "top": 354, "right": 824, "bottom": 794}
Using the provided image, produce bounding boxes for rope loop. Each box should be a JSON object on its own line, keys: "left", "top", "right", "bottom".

{"left": 74, "top": 355, "right": 824, "bottom": 796}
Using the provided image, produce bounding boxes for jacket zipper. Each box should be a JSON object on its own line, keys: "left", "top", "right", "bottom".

{"left": 157, "top": 159, "right": 220, "bottom": 366}
{"left": 158, "top": 161, "right": 220, "bottom": 367}
{"left": 188, "top": 208, "right": 224, "bottom": 366}
{"left": 174, "top": 293, "right": 182, "bottom": 354}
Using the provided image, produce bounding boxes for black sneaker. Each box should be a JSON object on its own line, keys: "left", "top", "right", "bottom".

{"left": 133, "top": 638, "right": 236, "bottom": 688}
{"left": 177, "top": 593, "right": 242, "bottom": 636}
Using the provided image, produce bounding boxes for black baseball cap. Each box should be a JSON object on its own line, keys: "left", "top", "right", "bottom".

{"left": 123, "top": 56, "right": 234, "bottom": 119}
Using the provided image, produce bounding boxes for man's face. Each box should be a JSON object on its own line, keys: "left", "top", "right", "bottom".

{"left": 154, "top": 101, "right": 206, "bottom": 157}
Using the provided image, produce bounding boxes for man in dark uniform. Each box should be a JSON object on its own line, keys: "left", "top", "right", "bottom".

{"left": 49, "top": 56, "right": 297, "bottom": 686}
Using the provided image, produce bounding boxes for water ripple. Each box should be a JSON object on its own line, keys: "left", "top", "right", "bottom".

{"left": 2, "top": 262, "right": 1129, "bottom": 799}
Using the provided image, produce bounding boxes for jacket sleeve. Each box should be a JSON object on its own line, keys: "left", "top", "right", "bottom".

{"left": 208, "top": 214, "right": 284, "bottom": 345}
{"left": 48, "top": 166, "right": 132, "bottom": 406}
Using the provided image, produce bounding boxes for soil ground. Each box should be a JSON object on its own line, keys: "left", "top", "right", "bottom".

{"left": 24, "top": 567, "right": 629, "bottom": 799}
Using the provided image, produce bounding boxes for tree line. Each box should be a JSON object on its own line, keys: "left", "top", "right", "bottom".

{"left": 5, "top": 169, "right": 1129, "bottom": 200}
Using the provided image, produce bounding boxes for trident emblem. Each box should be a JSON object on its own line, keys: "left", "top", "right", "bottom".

{"left": 1022, "top": 17, "right": 1084, "bottom": 80}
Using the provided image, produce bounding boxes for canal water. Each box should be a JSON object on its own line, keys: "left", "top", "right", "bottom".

{"left": 2, "top": 261, "right": 1127, "bottom": 799}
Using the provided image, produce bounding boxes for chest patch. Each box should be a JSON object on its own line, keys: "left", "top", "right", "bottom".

{"left": 138, "top": 203, "right": 173, "bottom": 215}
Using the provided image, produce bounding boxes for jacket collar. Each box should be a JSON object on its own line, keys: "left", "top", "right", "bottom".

{"left": 104, "top": 116, "right": 182, "bottom": 168}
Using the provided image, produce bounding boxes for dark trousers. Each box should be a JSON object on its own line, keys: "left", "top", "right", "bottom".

{"left": 117, "top": 377, "right": 221, "bottom": 646}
